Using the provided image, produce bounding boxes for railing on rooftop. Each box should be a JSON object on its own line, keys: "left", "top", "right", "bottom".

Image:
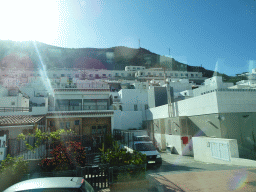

{"left": 0, "top": 107, "right": 32, "bottom": 112}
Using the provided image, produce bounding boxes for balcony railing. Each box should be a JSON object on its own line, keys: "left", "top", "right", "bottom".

{"left": 0, "top": 107, "right": 32, "bottom": 112}
{"left": 55, "top": 105, "right": 108, "bottom": 111}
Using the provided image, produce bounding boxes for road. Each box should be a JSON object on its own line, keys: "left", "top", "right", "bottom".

{"left": 146, "top": 152, "right": 256, "bottom": 192}
{"left": 100, "top": 153, "right": 256, "bottom": 191}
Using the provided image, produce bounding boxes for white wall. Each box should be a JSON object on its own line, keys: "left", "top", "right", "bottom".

{"left": 174, "top": 92, "right": 219, "bottom": 117}
{"left": 148, "top": 90, "right": 256, "bottom": 118}
{"left": 146, "top": 104, "right": 169, "bottom": 120}
{"left": 193, "top": 76, "right": 234, "bottom": 97}
{"left": 0, "top": 95, "right": 29, "bottom": 108}
{"left": 216, "top": 91, "right": 256, "bottom": 113}
{"left": 0, "top": 125, "right": 34, "bottom": 139}
{"left": 113, "top": 111, "right": 143, "bottom": 130}
{"left": 119, "top": 89, "right": 148, "bottom": 104}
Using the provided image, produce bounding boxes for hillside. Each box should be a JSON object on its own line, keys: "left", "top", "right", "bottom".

{"left": 0, "top": 40, "right": 215, "bottom": 77}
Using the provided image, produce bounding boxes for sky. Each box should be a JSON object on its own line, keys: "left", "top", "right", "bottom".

{"left": 0, "top": 0, "right": 256, "bottom": 76}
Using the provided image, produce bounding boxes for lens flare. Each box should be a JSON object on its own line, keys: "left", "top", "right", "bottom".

{"left": 228, "top": 169, "right": 248, "bottom": 191}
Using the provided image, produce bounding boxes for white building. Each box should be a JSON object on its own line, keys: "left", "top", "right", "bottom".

{"left": 193, "top": 76, "right": 234, "bottom": 97}
{"left": 146, "top": 75, "right": 256, "bottom": 159}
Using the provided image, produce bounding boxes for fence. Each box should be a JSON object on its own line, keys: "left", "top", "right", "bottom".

{"left": 8, "top": 137, "right": 47, "bottom": 160}
{"left": 0, "top": 107, "right": 32, "bottom": 112}
{"left": 8, "top": 135, "right": 103, "bottom": 160}
{"left": 22, "top": 164, "right": 146, "bottom": 190}
{"left": 22, "top": 164, "right": 113, "bottom": 191}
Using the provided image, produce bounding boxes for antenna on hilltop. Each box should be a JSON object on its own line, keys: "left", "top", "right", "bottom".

{"left": 139, "top": 39, "right": 140, "bottom": 48}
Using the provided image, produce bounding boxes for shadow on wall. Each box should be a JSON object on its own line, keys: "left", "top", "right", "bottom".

{"left": 187, "top": 118, "right": 207, "bottom": 137}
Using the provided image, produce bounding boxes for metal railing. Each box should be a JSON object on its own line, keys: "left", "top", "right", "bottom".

{"left": 0, "top": 107, "right": 32, "bottom": 112}
{"left": 55, "top": 105, "right": 108, "bottom": 111}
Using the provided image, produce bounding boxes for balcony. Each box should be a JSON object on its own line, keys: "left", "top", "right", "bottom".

{"left": 55, "top": 105, "right": 108, "bottom": 111}
{"left": 0, "top": 107, "right": 32, "bottom": 112}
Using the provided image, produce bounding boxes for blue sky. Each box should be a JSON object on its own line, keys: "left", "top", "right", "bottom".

{"left": 1, "top": 0, "right": 256, "bottom": 76}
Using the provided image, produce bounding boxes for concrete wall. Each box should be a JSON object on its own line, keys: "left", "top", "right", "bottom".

{"left": 193, "top": 137, "right": 239, "bottom": 165}
{"left": 216, "top": 91, "right": 256, "bottom": 113}
{"left": 174, "top": 92, "right": 219, "bottom": 117}
{"left": 119, "top": 89, "right": 148, "bottom": 104}
{"left": 218, "top": 112, "right": 256, "bottom": 159}
{"left": 113, "top": 111, "right": 143, "bottom": 130}
{"left": 0, "top": 95, "right": 29, "bottom": 108}
{"left": 146, "top": 104, "right": 169, "bottom": 120}
{"left": 0, "top": 125, "right": 34, "bottom": 139}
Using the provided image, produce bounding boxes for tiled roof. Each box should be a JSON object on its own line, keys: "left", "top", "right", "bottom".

{"left": 47, "top": 111, "right": 114, "bottom": 117}
{"left": 0, "top": 115, "right": 45, "bottom": 126}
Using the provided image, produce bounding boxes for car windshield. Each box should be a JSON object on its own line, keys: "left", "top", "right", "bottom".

{"left": 135, "top": 143, "right": 157, "bottom": 151}
{"left": 1, "top": 0, "right": 256, "bottom": 191}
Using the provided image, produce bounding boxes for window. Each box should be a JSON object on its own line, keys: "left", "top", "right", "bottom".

{"left": 60, "top": 122, "right": 64, "bottom": 129}
{"left": 148, "top": 72, "right": 151, "bottom": 76}
{"left": 103, "top": 125, "right": 107, "bottom": 134}
{"left": 153, "top": 72, "right": 156, "bottom": 76}
{"left": 11, "top": 102, "right": 15, "bottom": 105}
{"left": 119, "top": 105, "right": 122, "bottom": 111}
{"left": 89, "top": 74, "right": 93, "bottom": 77}
{"left": 75, "top": 120, "right": 80, "bottom": 125}
{"left": 145, "top": 104, "right": 148, "bottom": 110}
{"left": 196, "top": 74, "right": 198, "bottom": 77}
{"left": 61, "top": 74, "right": 65, "bottom": 77}
{"left": 50, "top": 121, "right": 55, "bottom": 126}
{"left": 191, "top": 74, "right": 194, "bottom": 77}
{"left": 185, "top": 73, "right": 188, "bottom": 76}
{"left": 175, "top": 73, "right": 178, "bottom": 77}
{"left": 92, "top": 126, "right": 96, "bottom": 134}
{"left": 159, "top": 73, "right": 162, "bottom": 76}
{"left": 67, "top": 74, "right": 71, "bottom": 77}
{"left": 53, "top": 74, "right": 57, "bottom": 78}
{"left": 121, "top": 73, "right": 124, "bottom": 76}
{"left": 115, "top": 73, "right": 119, "bottom": 76}
{"left": 97, "top": 126, "right": 102, "bottom": 133}
{"left": 181, "top": 73, "right": 183, "bottom": 76}
{"left": 134, "top": 104, "right": 138, "bottom": 111}
{"left": 102, "top": 74, "right": 106, "bottom": 77}
{"left": 75, "top": 74, "right": 79, "bottom": 78}
{"left": 170, "top": 73, "right": 173, "bottom": 76}
{"left": 66, "top": 122, "right": 70, "bottom": 128}
{"left": 109, "top": 74, "right": 112, "bottom": 77}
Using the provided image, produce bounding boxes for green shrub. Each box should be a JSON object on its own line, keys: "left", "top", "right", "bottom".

{"left": 0, "top": 155, "right": 28, "bottom": 191}
{"left": 100, "top": 141, "right": 147, "bottom": 166}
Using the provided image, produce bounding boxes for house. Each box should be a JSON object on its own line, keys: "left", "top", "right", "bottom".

{"left": 46, "top": 81, "right": 114, "bottom": 143}
{"left": 146, "top": 75, "right": 256, "bottom": 159}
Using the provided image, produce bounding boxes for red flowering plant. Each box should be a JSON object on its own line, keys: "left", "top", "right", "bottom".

{"left": 40, "top": 141, "right": 87, "bottom": 172}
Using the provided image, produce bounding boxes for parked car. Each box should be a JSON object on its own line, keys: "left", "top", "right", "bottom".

{"left": 3, "top": 177, "right": 94, "bottom": 192}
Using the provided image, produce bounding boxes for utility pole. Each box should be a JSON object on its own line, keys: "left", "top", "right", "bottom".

{"left": 139, "top": 39, "right": 140, "bottom": 48}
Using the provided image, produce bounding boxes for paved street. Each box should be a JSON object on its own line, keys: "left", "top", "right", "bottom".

{"left": 100, "top": 153, "right": 256, "bottom": 191}
{"left": 146, "top": 152, "right": 256, "bottom": 192}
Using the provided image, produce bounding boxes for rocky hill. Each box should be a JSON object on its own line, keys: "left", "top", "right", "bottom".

{"left": 0, "top": 40, "right": 215, "bottom": 77}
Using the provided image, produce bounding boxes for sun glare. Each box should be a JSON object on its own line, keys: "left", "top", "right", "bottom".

{"left": 0, "top": 0, "right": 61, "bottom": 44}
